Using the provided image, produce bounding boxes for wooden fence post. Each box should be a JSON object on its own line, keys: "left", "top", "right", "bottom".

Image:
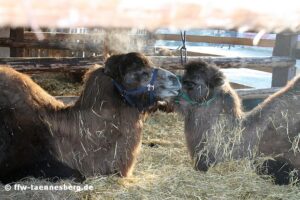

{"left": 10, "top": 28, "right": 24, "bottom": 57}
{"left": 272, "top": 33, "right": 297, "bottom": 87}
{"left": 0, "top": 28, "right": 10, "bottom": 57}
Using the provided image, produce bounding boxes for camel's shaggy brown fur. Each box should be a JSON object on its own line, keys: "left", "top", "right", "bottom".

{"left": 178, "top": 61, "right": 300, "bottom": 185}
{"left": 0, "top": 52, "right": 180, "bottom": 184}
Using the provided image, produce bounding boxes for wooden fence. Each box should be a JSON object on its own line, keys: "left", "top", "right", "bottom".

{"left": 0, "top": 28, "right": 154, "bottom": 57}
{"left": 0, "top": 28, "right": 298, "bottom": 100}
{"left": 2, "top": 28, "right": 299, "bottom": 58}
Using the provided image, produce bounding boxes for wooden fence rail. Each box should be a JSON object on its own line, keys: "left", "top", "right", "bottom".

{"left": 1, "top": 32, "right": 279, "bottom": 54}
{"left": 1, "top": 30, "right": 300, "bottom": 58}
{"left": 149, "top": 56, "right": 295, "bottom": 72}
{"left": 0, "top": 38, "right": 103, "bottom": 52}
{"left": 0, "top": 29, "right": 155, "bottom": 57}
{"left": 0, "top": 29, "right": 298, "bottom": 90}
{"left": 155, "top": 34, "right": 277, "bottom": 47}
{"left": 24, "top": 32, "right": 102, "bottom": 41}
{"left": 1, "top": 56, "right": 294, "bottom": 72}
{"left": 22, "top": 32, "right": 281, "bottom": 48}
{"left": 0, "top": 57, "right": 103, "bottom": 72}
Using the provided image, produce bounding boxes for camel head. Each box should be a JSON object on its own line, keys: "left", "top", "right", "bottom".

{"left": 104, "top": 52, "right": 181, "bottom": 110}
{"left": 180, "top": 61, "right": 225, "bottom": 104}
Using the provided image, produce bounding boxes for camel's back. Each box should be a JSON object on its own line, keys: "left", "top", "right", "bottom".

{"left": 0, "top": 66, "right": 64, "bottom": 171}
{"left": 248, "top": 74, "right": 300, "bottom": 167}
{"left": 0, "top": 66, "right": 65, "bottom": 111}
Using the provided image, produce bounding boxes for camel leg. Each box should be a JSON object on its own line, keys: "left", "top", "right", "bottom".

{"left": 0, "top": 159, "right": 85, "bottom": 184}
{"left": 256, "top": 159, "right": 299, "bottom": 185}
{"left": 194, "top": 151, "right": 216, "bottom": 171}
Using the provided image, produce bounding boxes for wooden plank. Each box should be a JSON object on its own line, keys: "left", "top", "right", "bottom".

{"left": 0, "top": 57, "right": 104, "bottom": 72}
{"left": 0, "top": 38, "right": 103, "bottom": 52}
{"left": 24, "top": 31, "right": 107, "bottom": 43}
{"left": 0, "top": 56, "right": 295, "bottom": 73}
{"left": 25, "top": 32, "right": 276, "bottom": 48}
{"left": 24, "top": 32, "right": 93, "bottom": 41}
{"left": 272, "top": 33, "right": 298, "bottom": 87}
{"left": 157, "top": 48, "right": 221, "bottom": 57}
{"left": 149, "top": 56, "right": 296, "bottom": 71}
{"left": 230, "top": 83, "right": 252, "bottom": 89}
{"left": 156, "top": 34, "right": 276, "bottom": 47}
{"left": 236, "top": 87, "right": 281, "bottom": 99}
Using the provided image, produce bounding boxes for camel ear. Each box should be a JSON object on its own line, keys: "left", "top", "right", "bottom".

{"left": 104, "top": 54, "right": 125, "bottom": 80}
{"left": 209, "top": 71, "right": 225, "bottom": 88}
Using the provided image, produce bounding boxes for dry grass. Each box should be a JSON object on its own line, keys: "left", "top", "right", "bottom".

{"left": 1, "top": 74, "right": 299, "bottom": 200}
{"left": 1, "top": 112, "right": 300, "bottom": 200}
{"left": 31, "top": 73, "right": 83, "bottom": 96}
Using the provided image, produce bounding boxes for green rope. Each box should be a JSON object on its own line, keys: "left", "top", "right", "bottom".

{"left": 174, "top": 91, "right": 216, "bottom": 107}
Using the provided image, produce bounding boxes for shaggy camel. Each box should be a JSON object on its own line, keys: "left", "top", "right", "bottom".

{"left": 0, "top": 52, "right": 181, "bottom": 184}
{"left": 176, "top": 61, "right": 300, "bottom": 185}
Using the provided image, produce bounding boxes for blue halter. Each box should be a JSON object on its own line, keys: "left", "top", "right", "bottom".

{"left": 112, "top": 68, "right": 159, "bottom": 111}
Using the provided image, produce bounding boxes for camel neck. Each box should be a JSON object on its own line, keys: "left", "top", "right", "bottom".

{"left": 183, "top": 86, "right": 244, "bottom": 122}
{"left": 46, "top": 68, "right": 143, "bottom": 175}
{"left": 72, "top": 68, "right": 137, "bottom": 112}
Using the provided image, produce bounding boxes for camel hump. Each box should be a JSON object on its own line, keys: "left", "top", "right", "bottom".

{"left": 0, "top": 66, "right": 27, "bottom": 107}
{"left": 0, "top": 66, "right": 65, "bottom": 115}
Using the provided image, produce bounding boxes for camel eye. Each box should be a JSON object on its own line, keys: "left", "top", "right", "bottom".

{"left": 130, "top": 72, "right": 149, "bottom": 82}
{"left": 183, "top": 81, "right": 196, "bottom": 89}
{"left": 131, "top": 71, "right": 150, "bottom": 82}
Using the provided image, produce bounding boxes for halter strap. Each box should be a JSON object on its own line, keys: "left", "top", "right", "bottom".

{"left": 112, "top": 68, "right": 158, "bottom": 111}
{"left": 175, "top": 91, "right": 216, "bottom": 107}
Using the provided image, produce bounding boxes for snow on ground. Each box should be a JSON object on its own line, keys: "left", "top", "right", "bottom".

{"left": 186, "top": 46, "right": 274, "bottom": 89}
{"left": 157, "top": 44, "right": 299, "bottom": 88}
{"left": 296, "top": 60, "right": 300, "bottom": 74}
{"left": 222, "top": 68, "right": 272, "bottom": 89}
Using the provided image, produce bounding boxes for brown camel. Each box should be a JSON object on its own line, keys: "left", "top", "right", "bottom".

{"left": 0, "top": 52, "right": 181, "bottom": 184}
{"left": 176, "top": 61, "right": 300, "bottom": 185}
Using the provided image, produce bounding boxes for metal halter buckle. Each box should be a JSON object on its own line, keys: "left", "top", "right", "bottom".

{"left": 147, "top": 84, "right": 155, "bottom": 91}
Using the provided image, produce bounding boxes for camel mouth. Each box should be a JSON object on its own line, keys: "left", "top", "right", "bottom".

{"left": 158, "top": 88, "right": 180, "bottom": 98}
{"left": 154, "top": 68, "right": 181, "bottom": 99}
{"left": 168, "top": 90, "right": 179, "bottom": 96}
{"left": 166, "top": 86, "right": 181, "bottom": 91}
